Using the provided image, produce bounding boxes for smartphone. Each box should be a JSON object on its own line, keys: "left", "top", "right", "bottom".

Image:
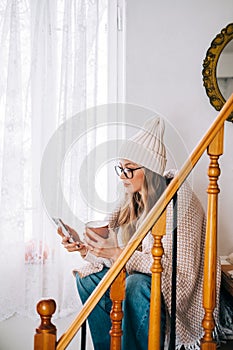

{"left": 52, "top": 218, "right": 76, "bottom": 243}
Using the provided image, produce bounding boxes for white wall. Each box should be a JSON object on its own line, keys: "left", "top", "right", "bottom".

{"left": 124, "top": 0, "right": 233, "bottom": 255}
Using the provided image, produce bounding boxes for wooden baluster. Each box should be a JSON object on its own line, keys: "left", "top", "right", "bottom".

{"left": 148, "top": 209, "right": 167, "bottom": 350}
{"left": 201, "top": 126, "right": 224, "bottom": 350}
{"left": 110, "top": 268, "right": 126, "bottom": 350}
{"left": 34, "top": 299, "right": 57, "bottom": 350}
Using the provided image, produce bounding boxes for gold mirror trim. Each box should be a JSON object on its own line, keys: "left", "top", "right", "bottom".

{"left": 202, "top": 23, "right": 233, "bottom": 122}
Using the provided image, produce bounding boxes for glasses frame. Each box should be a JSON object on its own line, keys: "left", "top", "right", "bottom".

{"left": 114, "top": 165, "right": 144, "bottom": 179}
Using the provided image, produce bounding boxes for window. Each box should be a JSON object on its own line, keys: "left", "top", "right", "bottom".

{"left": 0, "top": 0, "right": 125, "bottom": 320}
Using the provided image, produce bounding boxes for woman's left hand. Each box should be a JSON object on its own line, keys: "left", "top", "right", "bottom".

{"left": 84, "top": 227, "right": 122, "bottom": 262}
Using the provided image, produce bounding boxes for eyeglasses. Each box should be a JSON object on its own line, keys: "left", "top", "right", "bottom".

{"left": 114, "top": 165, "right": 144, "bottom": 179}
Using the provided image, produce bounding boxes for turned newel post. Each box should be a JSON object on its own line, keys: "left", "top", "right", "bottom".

{"left": 201, "top": 126, "right": 224, "bottom": 350}
{"left": 148, "top": 209, "right": 167, "bottom": 350}
{"left": 34, "top": 299, "right": 57, "bottom": 350}
{"left": 110, "top": 268, "right": 126, "bottom": 350}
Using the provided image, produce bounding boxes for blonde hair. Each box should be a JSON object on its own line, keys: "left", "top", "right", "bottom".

{"left": 109, "top": 168, "right": 167, "bottom": 244}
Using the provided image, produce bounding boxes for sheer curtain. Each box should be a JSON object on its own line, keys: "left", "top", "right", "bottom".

{"left": 0, "top": 0, "right": 109, "bottom": 320}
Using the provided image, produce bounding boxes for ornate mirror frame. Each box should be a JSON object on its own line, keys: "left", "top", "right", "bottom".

{"left": 202, "top": 23, "right": 233, "bottom": 122}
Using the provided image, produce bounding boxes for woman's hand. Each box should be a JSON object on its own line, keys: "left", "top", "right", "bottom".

{"left": 57, "top": 223, "right": 82, "bottom": 243}
{"left": 58, "top": 226, "right": 88, "bottom": 258}
{"left": 84, "top": 227, "right": 122, "bottom": 262}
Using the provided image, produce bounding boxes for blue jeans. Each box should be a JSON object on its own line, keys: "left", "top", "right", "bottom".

{"left": 76, "top": 268, "right": 166, "bottom": 350}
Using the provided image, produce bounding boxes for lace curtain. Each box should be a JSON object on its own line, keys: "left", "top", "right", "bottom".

{"left": 0, "top": 0, "right": 109, "bottom": 320}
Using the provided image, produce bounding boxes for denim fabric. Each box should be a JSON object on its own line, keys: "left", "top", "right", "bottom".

{"left": 76, "top": 268, "right": 166, "bottom": 350}
{"left": 76, "top": 269, "right": 112, "bottom": 350}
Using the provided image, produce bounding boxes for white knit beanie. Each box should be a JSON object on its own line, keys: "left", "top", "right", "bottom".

{"left": 118, "top": 117, "right": 167, "bottom": 175}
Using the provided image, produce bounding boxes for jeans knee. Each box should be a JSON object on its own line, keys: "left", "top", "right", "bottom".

{"left": 124, "top": 273, "right": 151, "bottom": 315}
{"left": 76, "top": 274, "right": 96, "bottom": 303}
{"left": 126, "top": 273, "right": 151, "bottom": 297}
{"left": 76, "top": 268, "right": 109, "bottom": 304}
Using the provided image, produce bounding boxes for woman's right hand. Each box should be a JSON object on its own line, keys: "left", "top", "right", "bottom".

{"left": 58, "top": 226, "right": 88, "bottom": 258}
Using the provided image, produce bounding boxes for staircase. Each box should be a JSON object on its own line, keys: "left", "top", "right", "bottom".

{"left": 34, "top": 94, "right": 233, "bottom": 350}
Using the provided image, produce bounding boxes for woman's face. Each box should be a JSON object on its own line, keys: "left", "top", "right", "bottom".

{"left": 117, "top": 159, "right": 145, "bottom": 194}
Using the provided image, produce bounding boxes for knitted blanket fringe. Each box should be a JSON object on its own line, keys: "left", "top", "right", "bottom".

{"left": 174, "top": 320, "right": 233, "bottom": 350}
{"left": 175, "top": 338, "right": 201, "bottom": 350}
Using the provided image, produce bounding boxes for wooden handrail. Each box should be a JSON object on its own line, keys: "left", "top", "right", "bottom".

{"left": 53, "top": 94, "right": 233, "bottom": 349}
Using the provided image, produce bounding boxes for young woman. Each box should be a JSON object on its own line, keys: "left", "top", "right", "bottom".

{"left": 60, "top": 117, "right": 221, "bottom": 350}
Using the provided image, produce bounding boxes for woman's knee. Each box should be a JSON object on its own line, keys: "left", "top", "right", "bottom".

{"left": 124, "top": 273, "right": 151, "bottom": 315}
{"left": 76, "top": 274, "right": 94, "bottom": 303}
{"left": 76, "top": 268, "right": 109, "bottom": 303}
{"left": 126, "top": 273, "right": 151, "bottom": 297}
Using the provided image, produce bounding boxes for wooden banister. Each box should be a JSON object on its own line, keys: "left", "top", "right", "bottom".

{"left": 148, "top": 209, "right": 167, "bottom": 350}
{"left": 201, "top": 127, "right": 224, "bottom": 350}
{"left": 109, "top": 268, "right": 126, "bottom": 350}
{"left": 35, "top": 94, "right": 233, "bottom": 350}
{"left": 34, "top": 299, "right": 57, "bottom": 350}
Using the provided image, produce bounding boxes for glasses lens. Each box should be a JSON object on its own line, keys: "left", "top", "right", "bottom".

{"left": 124, "top": 168, "right": 133, "bottom": 179}
{"left": 115, "top": 166, "right": 143, "bottom": 179}
{"left": 115, "top": 166, "right": 122, "bottom": 176}
{"left": 115, "top": 166, "right": 133, "bottom": 178}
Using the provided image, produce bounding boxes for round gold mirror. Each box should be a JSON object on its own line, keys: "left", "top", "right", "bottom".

{"left": 202, "top": 23, "right": 233, "bottom": 122}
